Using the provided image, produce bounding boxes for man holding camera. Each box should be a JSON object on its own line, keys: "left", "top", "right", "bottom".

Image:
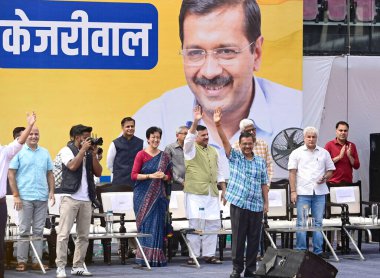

{"left": 56, "top": 125, "right": 102, "bottom": 278}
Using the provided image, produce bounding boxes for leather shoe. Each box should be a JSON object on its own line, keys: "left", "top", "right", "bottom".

{"left": 230, "top": 269, "right": 241, "bottom": 278}
{"left": 317, "top": 252, "right": 330, "bottom": 259}
{"left": 243, "top": 270, "right": 255, "bottom": 277}
{"left": 31, "top": 263, "right": 50, "bottom": 271}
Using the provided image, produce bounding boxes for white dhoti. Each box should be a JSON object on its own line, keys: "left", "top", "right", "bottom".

{"left": 185, "top": 192, "right": 221, "bottom": 257}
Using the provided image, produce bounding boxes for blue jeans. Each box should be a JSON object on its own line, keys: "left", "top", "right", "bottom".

{"left": 296, "top": 194, "right": 325, "bottom": 254}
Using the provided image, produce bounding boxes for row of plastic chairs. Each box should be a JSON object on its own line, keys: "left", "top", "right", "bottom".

{"left": 304, "top": 0, "right": 377, "bottom": 23}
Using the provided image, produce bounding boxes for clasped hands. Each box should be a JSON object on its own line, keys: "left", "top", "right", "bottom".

{"left": 150, "top": 171, "right": 166, "bottom": 180}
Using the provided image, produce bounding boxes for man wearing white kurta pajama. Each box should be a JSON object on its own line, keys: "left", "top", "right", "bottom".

{"left": 183, "top": 106, "right": 226, "bottom": 265}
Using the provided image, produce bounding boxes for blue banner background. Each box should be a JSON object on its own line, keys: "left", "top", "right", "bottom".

{"left": 0, "top": 0, "right": 158, "bottom": 69}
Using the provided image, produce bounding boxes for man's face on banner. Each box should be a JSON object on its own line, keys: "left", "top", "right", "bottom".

{"left": 182, "top": 4, "right": 263, "bottom": 113}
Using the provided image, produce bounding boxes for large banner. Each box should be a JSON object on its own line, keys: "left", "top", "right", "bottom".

{"left": 0, "top": 0, "right": 302, "bottom": 178}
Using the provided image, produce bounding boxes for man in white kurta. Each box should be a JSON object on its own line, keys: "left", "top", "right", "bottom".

{"left": 183, "top": 106, "right": 225, "bottom": 264}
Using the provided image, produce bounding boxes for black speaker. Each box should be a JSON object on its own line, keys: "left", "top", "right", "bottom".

{"left": 370, "top": 133, "right": 380, "bottom": 202}
{"left": 254, "top": 247, "right": 338, "bottom": 278}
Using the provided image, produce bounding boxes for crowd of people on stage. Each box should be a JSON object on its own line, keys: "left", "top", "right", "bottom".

{"left": 0, "top": 1, "right": 361, "bottom": 278}
{"left": 0, "top": 108, "right": 360, "bottom": 278}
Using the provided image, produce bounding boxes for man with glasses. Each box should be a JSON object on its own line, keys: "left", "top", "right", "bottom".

{"left": 232, "top": 118, "right": 272, "bottom": 262}
{"left": 133, "top": 0, "right": 302, "bottom": 168}
{"left": 8, "top": 126, "right": 54, "bottom": 272}
{"left": 164, "top": 126, "right": 189, "bottom": 257}
{"left": 233, "top": 119, "right": 273, "bottom": 185}
{"left": 164, "top": 126, "right": 189, "bottom": 191}
{"left": 214, "top": 108, "right": 268, "bottom": 278}
{"left": 0, "top": 112, "right": 36, "bottom": 278}
{"left": 288, "top": 127, "right": 335, "bottom": 260}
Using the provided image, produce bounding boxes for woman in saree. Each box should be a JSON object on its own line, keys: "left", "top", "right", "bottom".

{"left": 131, "top": 126, "right": 172, "bottom": 267}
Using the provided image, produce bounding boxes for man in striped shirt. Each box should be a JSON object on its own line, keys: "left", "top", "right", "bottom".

{"left": 214, "top": 108, "right": 268, "bottom": 278}
{"left": 232, "top": 119, "right": 273, "bottom": 185}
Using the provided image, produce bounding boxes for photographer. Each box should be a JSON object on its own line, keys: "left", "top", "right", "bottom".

{"left": 55, "top": 124, "right": 102, "bottom": 278}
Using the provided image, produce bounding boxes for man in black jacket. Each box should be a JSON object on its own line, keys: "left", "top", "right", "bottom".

{"left": 55, "top": 125, "right": 102, "bottom": 278}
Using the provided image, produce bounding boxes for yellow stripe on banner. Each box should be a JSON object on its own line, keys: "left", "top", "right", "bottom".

{"left": 261, "top": 1, "right": 303, "bottom": 41}
{"left": 257, "top": 30, "right": 303, "bottom": 90}
{"left": 257, "top": 0, "right": 303, "bottom": 90}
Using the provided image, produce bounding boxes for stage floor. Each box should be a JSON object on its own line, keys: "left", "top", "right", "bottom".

{"left": 4, "top": 242, "right": 380, "bottom": 277}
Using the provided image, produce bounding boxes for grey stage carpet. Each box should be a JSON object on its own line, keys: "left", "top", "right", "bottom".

{"left": 4, "top": 243, "right": 380, "bottom": 278}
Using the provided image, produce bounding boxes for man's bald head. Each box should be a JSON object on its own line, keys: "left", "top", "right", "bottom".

{"left": 26, "top": 127, "right": 40, "bottom": 149}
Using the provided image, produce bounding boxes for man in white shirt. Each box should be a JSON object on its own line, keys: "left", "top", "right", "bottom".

{"left": 288, "top": 127, "right": 335, "bottom": 259}
{"left": 0, "top": 112, "right": 36, "bottom": 278}
{"left": 55, "top": 125, "right": 102, "bottom": 278}
{"left": 133, "top": 0, "right": 302, "bottom": 172}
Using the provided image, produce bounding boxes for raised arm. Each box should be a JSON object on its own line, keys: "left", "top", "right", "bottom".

{"left": 213, "top": 107, "right": 231, "bottom": 157}
{"left": 66, "top": 139, "right": 91, "bottom": 171}
{"left": 184, "top": 106, "right": 203, "bottom": 159}
{"left": 18, "top": 112, "right": 36, "bottom": 144}
{"left": 188, "top": 105, "right": 202, "bottom": 135}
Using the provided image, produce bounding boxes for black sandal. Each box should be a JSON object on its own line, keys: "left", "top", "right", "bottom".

{"left": 204, "top": 256, "right": 222, "bottom": 264}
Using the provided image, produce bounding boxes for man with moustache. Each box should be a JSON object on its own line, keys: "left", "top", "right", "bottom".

{"left": 233, "top": 119, "right": 273, "bottom": 185}
{"left": 288, "top": 127, "right": 335, "bottom": 259}
{"left": 8, "top": 127, "right": 55, "bottom": 272}
{"left": 232, "top": 118, "right": 272, "bottom": 261}
{"left": 184, "top": 106, "right": 225, "bottom": 265}
{"left": 214, "top": 107, "right": 268, "bottom": 278}
{"left": 133, "top": 0, "right": 302, "bottom": 154}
